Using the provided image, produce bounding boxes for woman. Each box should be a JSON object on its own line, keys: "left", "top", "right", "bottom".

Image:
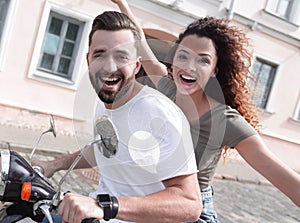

{"left": 109, "top": 0, "right": 300, "bottom": 220}
{"left": 122, "top": 1, "right": 300, "bottom": 222}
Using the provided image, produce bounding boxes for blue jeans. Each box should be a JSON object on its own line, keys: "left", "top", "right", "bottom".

{"left": 43, "top": 189, "right": 219, "bottom": 223}
{"left": 42, "top": 213, "right": 62, "bottom": 223}
{"left": 188, "top": 186, "right": 219, "bottom": 223}
{"left": 42, "top": 214, "right": 101, "bottom": 223}
{"left": 42, "top": 193, "right": 90, "bottom": 223}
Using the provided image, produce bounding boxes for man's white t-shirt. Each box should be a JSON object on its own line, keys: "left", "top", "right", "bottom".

{"left": 89, "top": 86, "right": 197, "bottom": 222}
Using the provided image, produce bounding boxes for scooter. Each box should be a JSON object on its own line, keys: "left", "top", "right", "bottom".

{"left": 0, "top": 114, "right": 118, "bottom": 223}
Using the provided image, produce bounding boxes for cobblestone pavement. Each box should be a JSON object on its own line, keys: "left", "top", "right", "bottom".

{"left": 2, "top": 148, "right": 300, "bottom": 223}
{"left": 213, "top": 180, "right": 300, "bottom": 223}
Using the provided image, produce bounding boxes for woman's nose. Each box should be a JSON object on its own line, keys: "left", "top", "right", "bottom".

{"left": 185, "top": 59, "right": 197, "bottom": 73}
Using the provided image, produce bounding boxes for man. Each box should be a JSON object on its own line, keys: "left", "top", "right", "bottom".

{"left": 34, "top": 11, "right": 201, "bottom": 223}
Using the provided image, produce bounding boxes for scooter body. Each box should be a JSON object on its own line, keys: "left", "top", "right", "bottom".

{"left": 0, "top": 115, "right": 102, "bottom": 223}
{"left": 0, "top": 115, "right": 115, "bottom": 223}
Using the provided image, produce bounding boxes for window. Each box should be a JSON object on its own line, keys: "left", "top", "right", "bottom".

{"left": 248, "top": 58, "right": 277, "bottom": 109}
{"left": 0, "top": 0, "right": 16, "bottom": 69}
{"left": 0, "top": 0, "right": 9, "bottom": 42}
{"left": 38, "top": 12, "right": 83, "bottom": 80}
{"left": 266, "top": 0, "right": 296, "bottom": 20}
{"left": 28, "top": 2, "right": 92, "bottom": 88}
{"left": 293, "top": 96, "right": 300, "bottom": 121}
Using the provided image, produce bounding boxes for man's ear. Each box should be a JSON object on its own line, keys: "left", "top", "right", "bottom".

{"left": 86, "top": 52, "right": 90, "bottom": 66}
{"left": 133, "top": 56, "right": 142, "bottom": 75}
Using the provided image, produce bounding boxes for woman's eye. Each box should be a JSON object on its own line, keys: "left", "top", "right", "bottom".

{"left": 197, "top": 57, "right": 209, "bottom": 64}
{"left": 177, "top": 54, "right": 188, "bottom": 61}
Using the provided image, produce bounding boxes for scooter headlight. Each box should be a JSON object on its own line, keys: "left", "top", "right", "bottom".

{"left": 0, "top": 150, "right": 10, "bottom": 197}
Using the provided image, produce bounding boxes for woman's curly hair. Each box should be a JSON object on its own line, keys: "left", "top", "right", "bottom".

{"left": 167, "top": 16, "right": 260, "bottom": 130}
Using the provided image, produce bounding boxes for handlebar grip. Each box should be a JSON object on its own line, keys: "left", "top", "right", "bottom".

{"left": 82, "top": 218, "right": 99, "bottom": 223}
{"left": 32, "top": 165, "right": 44, "bottom": 174}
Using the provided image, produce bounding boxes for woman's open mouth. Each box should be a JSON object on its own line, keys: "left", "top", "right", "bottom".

{"left": 180, "top": 74, "right": 197, "bottom": 84}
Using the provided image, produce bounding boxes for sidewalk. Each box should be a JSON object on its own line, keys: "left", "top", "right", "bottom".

{"left": 1, "top": 123, "right": 299, "bottom": 222}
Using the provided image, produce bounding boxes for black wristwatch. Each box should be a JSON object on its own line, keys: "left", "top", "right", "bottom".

{"left": 96, "top": 194, "right": 119, "bottom": 221}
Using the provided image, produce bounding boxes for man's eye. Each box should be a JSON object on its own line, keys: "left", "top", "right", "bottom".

{"left": 94, "top": 54, "right": 105, "bottom": 59}
{"left": 115, "top": 55, "right": 129, "bottom": 63}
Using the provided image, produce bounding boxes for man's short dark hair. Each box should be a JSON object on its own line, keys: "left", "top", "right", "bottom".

{"left": 88, "top": 11, "right": 141, "bottom": 47}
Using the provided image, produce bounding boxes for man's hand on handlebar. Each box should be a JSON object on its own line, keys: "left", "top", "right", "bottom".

{"left": 57, "top": 193, "right": 103, "bottom": 223}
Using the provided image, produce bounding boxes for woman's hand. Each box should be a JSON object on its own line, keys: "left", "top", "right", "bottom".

{"left": 31, "top": 159, "right": 56, "bottom": 178}
{"left": 110, "top": 0, "right": 127, "bottom": 5}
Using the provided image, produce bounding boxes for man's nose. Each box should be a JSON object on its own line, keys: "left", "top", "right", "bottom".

{"left": 103, "top": 55, "right": 118, "bottom": 73}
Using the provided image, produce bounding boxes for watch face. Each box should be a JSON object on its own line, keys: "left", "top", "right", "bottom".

{"left": 98, "top": 194, "right": 111, "bottom": 202}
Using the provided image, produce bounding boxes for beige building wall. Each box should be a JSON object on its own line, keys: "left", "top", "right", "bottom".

{"left": 0, "top": 0, "right": 300, "bottom": 170}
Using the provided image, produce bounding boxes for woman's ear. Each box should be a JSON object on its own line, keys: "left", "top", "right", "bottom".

{"left": 167, "top": 65, "right": 174, "bottom": 80}
{"left": 213, "top": 67, "right": 219, "bottom": 77}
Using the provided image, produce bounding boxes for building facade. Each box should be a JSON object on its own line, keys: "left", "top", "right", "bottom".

{"left": 0, "top": 0, "right": 300, "bottom": 170}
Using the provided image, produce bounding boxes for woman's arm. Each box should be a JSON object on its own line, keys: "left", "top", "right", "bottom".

{"left": 31, "top": 147, "right": 96, "bottom": 178}
{"left": 111, "top": 0, "right": 168, "bottom": 86}
{"left": 235, "top": 134, "right": 300, "bottom": 207}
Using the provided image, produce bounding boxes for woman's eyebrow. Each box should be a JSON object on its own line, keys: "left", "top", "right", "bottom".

{"left": 198, "top": 53, "right": 212, "bottom": 59}
{"left": 178, "top": 48, "right": 212, "bottom": 58}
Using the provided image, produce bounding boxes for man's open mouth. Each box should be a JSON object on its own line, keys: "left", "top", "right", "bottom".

{"left": 100, "top": 76, "right": 121, "bottom": 86}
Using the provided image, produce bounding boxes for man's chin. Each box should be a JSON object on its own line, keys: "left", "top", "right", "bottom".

{"left": 97, "top": 83, "right": 130, "bottom": 105}
{"left": 98, "top": 92, "right": 116, "bottom": 104}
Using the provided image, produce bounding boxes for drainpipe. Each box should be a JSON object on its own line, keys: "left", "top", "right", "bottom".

{"left": 227, "top": 0, "right": 236, "bottom": 20}
{"left": 170, "top": 0, "right": 185, "bottom": 9}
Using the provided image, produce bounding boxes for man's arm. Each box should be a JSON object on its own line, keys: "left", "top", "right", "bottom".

{"left": 31, "top": 147, "right": 96, "bottom": 178}
{"left": 58, "top": 173, "right": 202, "bottom": 223}
{"left": 117, "top": 173, "right": 202, "bottom": 222}
{"left": 110, "top": 0, "right": 168, "bottom": 86}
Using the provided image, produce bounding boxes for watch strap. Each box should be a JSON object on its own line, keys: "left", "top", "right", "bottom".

{"left": 111, "top": 196, "right": 119, "bottom": 219}
{"left": 96, "top": 194, "right": 119, "bottom": 221}
{"left": 103, "top": 204, "right": 111, "bottom": 221}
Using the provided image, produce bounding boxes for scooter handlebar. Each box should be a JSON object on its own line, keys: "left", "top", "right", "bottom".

{"left": 82, "top": 218, "right": 99, "bottom": 223}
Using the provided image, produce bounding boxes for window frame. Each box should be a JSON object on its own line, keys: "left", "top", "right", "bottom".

{"left": 37, "top": 12, "right": 84, "bottom": 80}
{"left": 249, "top": 55, "right": 281, "bottom": 113}
{"left": 292, "top": 94, "right": 300, "bottom": 121}
{"left": 28, "top": 1, "right": 92, "bottom": 89}
{"left": 0, "top": 0, "right": 17, "bottom": 71}
{"left": 265, "top": 0, "right": 300, "bottom": 24}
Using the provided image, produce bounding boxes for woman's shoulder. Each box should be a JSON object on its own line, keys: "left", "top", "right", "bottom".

{"left": 156, "top": 76, "right": 176, "bottom": 102}
{"left": 211, "top": 104, "right": 243, "bottom": 119}
{"left": 201, "top": 102, "right": 243, "bottom": 122}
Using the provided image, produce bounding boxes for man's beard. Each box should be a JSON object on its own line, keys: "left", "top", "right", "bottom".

{"left": 98, "top": 89, "right": 116, "bottom": 104}
{"left": 97, "top": 82, "right": 132, "bottom": 104}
